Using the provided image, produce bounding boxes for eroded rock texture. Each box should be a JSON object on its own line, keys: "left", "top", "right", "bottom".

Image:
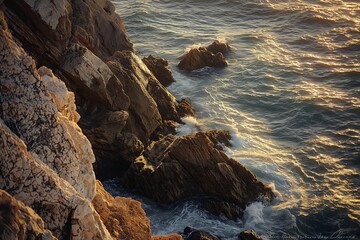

{"left": 123, "top": 132, "right": 274, "bottom": 219}
{"left": 0, "top": 190, "right": 56, "bottom": 240}
{"left": 0, "top": 15, "right": 112, "bottom": 239}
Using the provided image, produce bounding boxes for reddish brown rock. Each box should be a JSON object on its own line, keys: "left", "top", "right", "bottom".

{"left": 123, "top": 132, "right": 274, "bottom": 218}
{"left": 178, "top": 47, "right": 227, "bottom": 71}
{"left": 93, "top": 181, "right": 152, "bottom": 240}
{"left": 177, "top": 98, "right": 196, "bottom": 118}
{"left": 143, "top": 55, "right": 175, "bottom": 87}
{"left": 0, "top": 190, "right": 56, "bottom": 240}
{"left": 152, "top": 234, "right": 183, "bottom": 240}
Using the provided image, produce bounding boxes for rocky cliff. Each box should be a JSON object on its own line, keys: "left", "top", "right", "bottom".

{"left": 0, "top": 0, "right": 272, "bottom": 239}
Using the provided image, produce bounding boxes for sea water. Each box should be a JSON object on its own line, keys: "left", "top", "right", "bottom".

{"left": 107, "top": 0, "right": 360, "bottom": 239}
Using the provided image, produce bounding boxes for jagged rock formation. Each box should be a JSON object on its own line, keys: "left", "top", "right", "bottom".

{"left": 1, "top": 0, "right": 274, "bottom": 237}
{"left": 123, "top": 132, "right": 274, "bottom": 219}
{"left": 178, "top": 40, "right": 231, "bottom": 71}
{"left": 0, "top": 190, "right": 56, "bottom": 240}
{"left": 2, "top": 0, "right": 191, "bottom": 180}
{"left": 0, "top": 8, "right": 175, "bottom": 240}
{"left": 143, "top": 55, "right": 175, "bottom": 87}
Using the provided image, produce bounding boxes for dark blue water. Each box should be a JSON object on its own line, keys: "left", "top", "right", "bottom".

{"left": 108, "top": 0, "right": 360, "bottom": 239}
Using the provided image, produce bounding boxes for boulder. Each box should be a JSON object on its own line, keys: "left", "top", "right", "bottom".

{"left": 183, "top": 227, "right": 220, "bottom": 240}
{"left": 178, "top": 47, "right": 227, "bottom": 71}
{"left": 204, "top": 130, "right": 232, "bottom": 150}
{"left": 123, "top": 132, "right": 274, "bottom": 218}
{"left": 0, "top": 190, "right": 56, "bottom": 240}
{"left": 238, "top": 230, "right": 263, "bottom": 240}
{"left": 206, "top": 40, "right": 231, "bottom": 55}
{"left": 152, "top": 234, "right": 183, "bottom": 240}
{"left": 202, "top": 200, "right": 244, "bottom": 220}
{"left": 143, "top": 55, "right": 175, "bottom": 87}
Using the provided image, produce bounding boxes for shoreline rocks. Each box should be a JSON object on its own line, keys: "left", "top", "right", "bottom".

{"left": 123, "top": 132, "right": 274, "bottom": 219}
{"left": 178, "top": 40, "right": 231, "bottom": 71}
{"left": 1, "top": 0, "right": 274, "bottom": 238}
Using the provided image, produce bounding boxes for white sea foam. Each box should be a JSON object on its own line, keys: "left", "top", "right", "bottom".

{"left": 176, "top": 116, "right": 201, "bottom": 136}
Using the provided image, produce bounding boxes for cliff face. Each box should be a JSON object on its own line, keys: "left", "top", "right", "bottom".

{"left": 0, "top": 0, "right": 272, "bottom": 238}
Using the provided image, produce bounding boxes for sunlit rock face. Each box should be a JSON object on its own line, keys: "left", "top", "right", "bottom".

{"left": 0, "top": 190, "right": 57, "bottom": 240}
{"left": 0, "top": 13, "right": 112, "bottom": 239}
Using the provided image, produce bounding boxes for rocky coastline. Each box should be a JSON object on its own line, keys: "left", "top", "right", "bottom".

{"left": 0, "top": 0, "right": 272, "bottom": 239}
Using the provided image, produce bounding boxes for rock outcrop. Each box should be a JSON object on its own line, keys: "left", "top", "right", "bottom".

{"left": 123, "top": 132, "right": 274, "bottom": 219}
{"left": 178, "top": 40, "right": 231, "bottom": 71}
{"left": 0, "top": 190, "right": 56, "bottom": 240}
{"left": 143, "top": 55, "right": 176, "bottom": 87}
{"left": 0, "top": 9, "right": 176, "bottom": 240}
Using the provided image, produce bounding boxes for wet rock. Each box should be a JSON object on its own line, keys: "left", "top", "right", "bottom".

{"left": 183, "top": 227, "right": 221, "bottom": 240}
{"left": 204, "top": 130, "right": 232, "bottom": 150}
{"left": 93, "top": 181, "right": 152, "bottom": 240}
{"left": 143, "top": 54, "right": 175, "bottom": 87}
{"left": 178, "top": 47, "right": 227, "bottom": 71}
{"left": 0, "top": 190, "right": 56, "bottom": 240}
{"left": 206, "top": 40, "right": 231, "bottom": 55}
{"left": 238, "top": 230, "right": 263, "bottom": 240}
{"left": 177, "top": 98, "right": 196, "bottom": 118}
{"left": 123, "top": 132, "right": 274, "bottom": 218}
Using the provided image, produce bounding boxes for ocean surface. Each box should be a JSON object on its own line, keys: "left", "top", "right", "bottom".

{"left": 107, "top": 0, "right": 360, "bottom": 239}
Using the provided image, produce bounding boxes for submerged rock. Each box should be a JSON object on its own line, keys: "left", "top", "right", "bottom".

{"left": 183, "top": 227, "right": 221, "bottom": 240}
{"left": 123, "top": 132, "right": 274, "bottom": 219}
{"left": 238, "top": 230, "right": 263, "bottom": 240}
{"left": 143, "top": 55, "right": 176, "bottom": 87}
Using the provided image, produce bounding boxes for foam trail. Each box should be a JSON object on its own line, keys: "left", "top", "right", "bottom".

{"left": 177, "top": 116, "right": 201, "bottom": 136}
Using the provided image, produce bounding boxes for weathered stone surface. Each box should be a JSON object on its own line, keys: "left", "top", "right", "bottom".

{"left": 0, "top": 17, "right": 95, "bottom": 200}
{"left": 143, "top": 55, "right": 175, "bottom": 87}
{"left": 38, "top": 66, "right": 80, "bottom": 123}
{"left": 178, "top": 47, "right": 227, "bottom": 71}
{"left": 23, "top": 0, "right": 70, "bottom": 30}
{"left": 0, "top": 17, "right": 111, "bottom": 239}
{"left": 123, "top": 132, "right": 274, "bottom": 218}
{"left": 62, "top": 44, "right": 130, "bottom": 112}
{"left": 71, "top": 0, "right": 133, "bottom": 60}
{"left": 0, "top": 190, "right": 57, "bottom": 240}
{"left": 0, "top": 119, "right": 112, "bottom": 240}
{"left": 93, "top": 181, "right": 152, "bottom": 240}
{"left": 183, "top": 227, "right": 220, "bottom": 240}
{"left": 238, "top": 230, "right": 263, "bottom": 240}
{"left": 107, "top": 52, "right": 179, "bottom": 144}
